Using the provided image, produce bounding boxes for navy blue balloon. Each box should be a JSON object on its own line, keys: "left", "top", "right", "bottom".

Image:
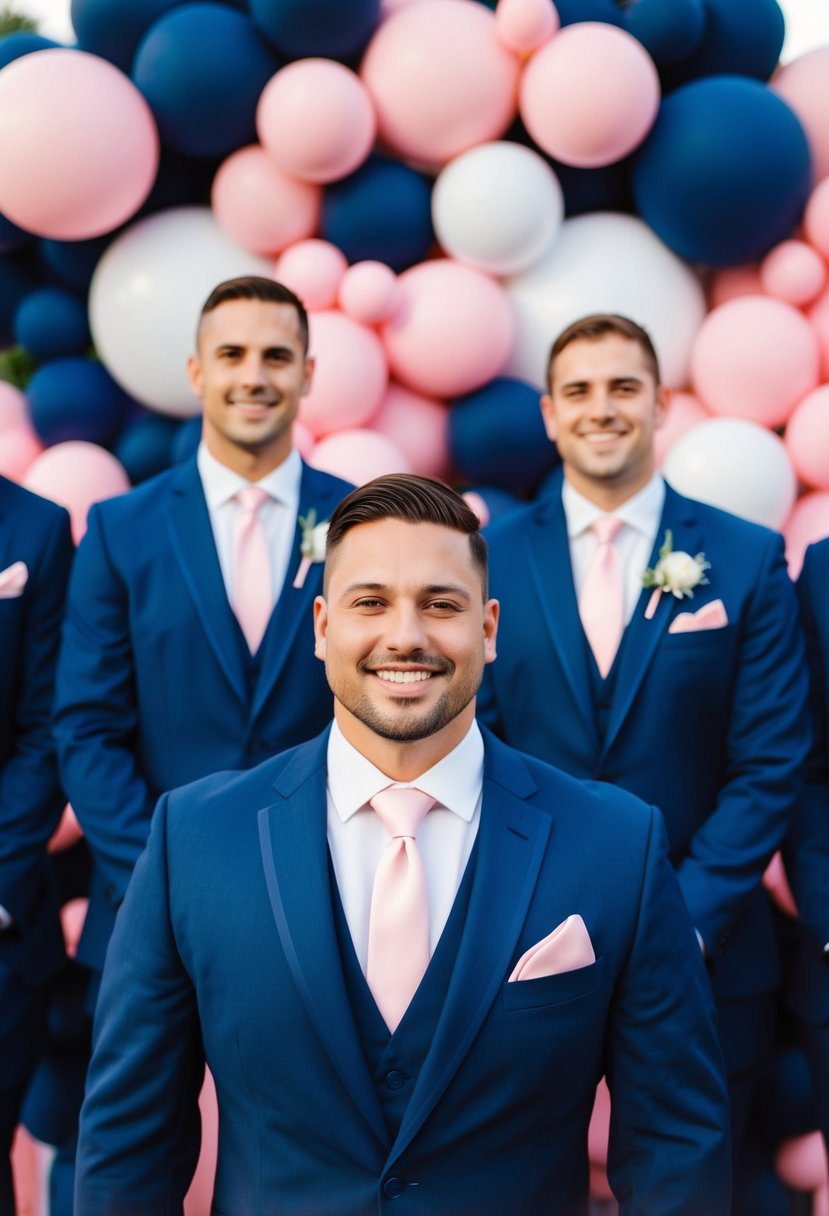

{"left": 27, "top": 359, "right": 132, "bottom": 447}
{"left": 0, "top": 32, "right": 60, "bottom": 69}
{"left": 115, "top": 413, "right": 180, "bottom": 483}
{"left": 553, "top": 0, "right": 621, "bottom": 26}
{"left": 138, "top": 149, "right": 217, "bottom": 215}
{"left": 322, "top": 156, "right": 433, "bottom": 273}
{"left": 72, "top": 0, "right": 182, "bottom": 72}
{"left": 662, "top": 0, "right": 785, "bottom": 89}
{"left": 133, "top": 4, "right": 280, "bottom": 158}
{"left": 0, "top": 211, "right": 30, "bottom": 255}
{"left": 14, "top": 288, "right": 91, "bottom": 360}
{"left": 39, "top": 235, "right": 110, "bottom": 294}
{"left": 620, "top": 0, "right": 706, "bottom": 65}
{"left": 553, "top": 157, "right": 634, "bottom": 218}
{"left": 249, "top": 0, "right": 379, "bottom": 61}
{"left": 449, "top": 379, "right": 560, "bottom": 496}
{"left": 0, "top": 253, "right": 38, "bottom": 346}
{"left": 171, "top": 415, "right": 202, "bottom": 464}
{"left": 466, "top": 485, "right": 523, "bottom": 523}
{"left": 633, "top": 76, "right": 812, "bottom": 266}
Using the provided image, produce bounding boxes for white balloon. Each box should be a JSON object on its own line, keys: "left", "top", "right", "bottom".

{"left": 89, "top": 207, "right": 271, "bottom": 416}
{"left": 504, "top": 211, "right": 706, "bottom": 389}
{"left": 432, "top": 141, "right": 564, "bottom": 276}
{"left": 662, "top": 418, "right": 797, "bottom": 531}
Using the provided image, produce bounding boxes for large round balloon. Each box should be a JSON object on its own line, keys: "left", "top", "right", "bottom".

{"left": 371, "top": 383, "right": 450, "bottom": 478}
{"left": 360, "top": 0, "right": 520, "bottom": 166}
{"left": 662, "top": 0, "right": 785, "bottom": 88}
{"left": 0, "top": 49, "right": 159, "bottom": 240}
{"left": 504, "top": 212, "right": 706, "bottom": 390}
{"left": 0, "top": 31, "right": 61, "bottom": 69}
{"left": 299, "top": 310, "right": 388, "bottom": 437}
{"left": 71, "top": 0, "right": 183, "bottom": 73}
{"left": 633, "top": 77, "right": 812, "bottom": 266}
{"left": 13, "top": 288, "right": 91, "bottom": 361}
{"left": 785, "top": 386, "right": 829, "bottom": 491}
{"left": 23, "top": 441, "right": 130, "bottom": 544}
{"left": 89, "top": 207, "right": 270, "bottom": 416}
{"left": 309, "top": 428, "right": 410, "bottom": 484}
{"left": 321, "top": 155, "right": 434, "bottom": 272}
{"left": 617, "top": 0, "right": 704, "bottom": 65}
{"left": 449, "top": 377, "right": 559, "bottom": 494}
{"left": 115, "top": 414, "right": 180, "bottom": 485}
{"left": 804, "top": 178, "right": 829, "bottom": 259}
{"left": 249, "top": 0, "right": 380, "bottom": 60}
{"left": 774, "top": 49, "right": 829, "bottom": 186}
{"left": 39, "top": 235, "right": 111, "bottom": 294}
{"left": 784, "top": 492, "right": 829, "bottom": 579}
{"left": 520, "top": 23, "right": 660, "bottom": 168}
{"left": 211, "top": 146, "right": 321, "bottom": 256}
{"left": 662, "top": 418, "right": 797, "bottom": 530}
{"left": 132, "top": 4, "right": 279, "bottom": 159}
{"left": 432, "top": 142, "right": 564, "bottom": 276}
{"left": 275, "top": 240, "right": 348, "bottom": 311}
{"left": 27, "top": 358, "right": 133, "bottom": 448}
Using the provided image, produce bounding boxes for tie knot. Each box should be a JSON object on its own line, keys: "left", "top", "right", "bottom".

{"left": 370, "top": 786, "right": 435, "bottom": 839}
{"left": 592, "top": 515, "right": 623, "bottom": 547}
{"left": 236, "top": 486, "right": 270, "bottom": 516}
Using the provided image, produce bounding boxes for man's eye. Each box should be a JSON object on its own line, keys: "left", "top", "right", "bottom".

{"left": 354, "top": 598, "right": 384, "bottom": 608}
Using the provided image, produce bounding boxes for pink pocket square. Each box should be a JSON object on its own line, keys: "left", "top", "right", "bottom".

{"left": 0, "top": 561, "right": 27, "bottom": 599}
{"left": 668, "top": 598, "right": 728, "bottom": 634}
{"left": 508, "top": 914, "right": 596, "bottom": 982}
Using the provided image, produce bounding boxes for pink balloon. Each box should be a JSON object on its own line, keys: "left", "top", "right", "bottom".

{"left": 462, "top": 490, "right": 490, "bottom": 526}
{"left": 785, "top": 385, "right": 829, "bottom": 490}
{"left": 23, "top": 441, "right": 129, "bottom": 544}
{"left": 807, "top": 285, "right": 829, "bottom": 380}
{"left": 0, "top": 49, "right": 158, "bottom": 240}
{"left": 371, "top": 382, "right": 450, "bottom": 477}
{"left": 360, "top": 0, "right": 520, "bottom": 166}
{"left": 0, "top": 382, "right": 31, "bottom": 434}
{"left": 211, "top": 145, "right": 321, "bottom": 256}
{"left": 762, "top": 851, "right": 798, "bottom": 919}
{"left": 784, "top": 490, "right": 829, "bottom": 578}
{"left": 292, "top": 420, "right": 316, "bottom": 460}
{"left": 520, "top": 23, "right": 659, "bottom": 168}
{"left": 690, "top": 297, "right": 820, "bottom": 428}
{"left": 257, "top": 60, "right": 375, "bottom": 185}
{"left": 774, "top": 49, "right": 829, "bottom": 184}
{"left": 707, "top": 265, "right": 765, "bottom": 309}
{"left": 760, "top": 240, "right": 826, "bottom": 306}
{"left": 804, "top": 177, "right": 829, "bottom": 258}
{"left": 381, "top": 259, "right": 513, "bottom": 397}
{"left": 775, "top": 1133, "right": 829, "bottom": 1193}
{"left": 275, "top": 240, "right": 348, "bottom": 311}
{"left": 495, "top": 0, "right": 559, "bottom": 55}
{"left": 338, "top": 262, "right": 400, "bottom": 325}
{"left": 300, "top": 311, "right": 388, "bottom": 437}
{"left": 309, "top": 428, "right": 412, "bottom": 485}
{"left": 0, "top": 429, "right": 43, "bottom": 480}
{"left": 654, "top": 390, "right": 709, "bottom": 466}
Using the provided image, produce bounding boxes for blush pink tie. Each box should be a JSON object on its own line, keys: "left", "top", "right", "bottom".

{"left": 367, "top": 785, "right": 435, "bottom": 1033}
{"left": 232, "top": 486, "right": 272, "bottom": 653}
{"left": 579, "top": 516, "right": 624, "bottom": 678}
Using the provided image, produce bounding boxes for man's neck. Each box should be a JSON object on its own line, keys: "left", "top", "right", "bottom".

{"left": 333, "top": 703, "right": 477, "bottom": 783}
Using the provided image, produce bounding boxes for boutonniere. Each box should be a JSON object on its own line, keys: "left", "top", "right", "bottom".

{"left": 292, "top": 509, "right": 329, "bottom": 590}
{"left": 641, "top": 530, "right": 710, "bottom": 620}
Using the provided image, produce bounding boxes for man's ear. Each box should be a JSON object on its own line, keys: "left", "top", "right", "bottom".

{"left": 301, "top": 356, "right": 315, "bottom": 398}
{"left": 186, "top": 354, "right": 204, "bottom": 399}
{"left": 654, "top": 386, "right": 670, "bottom": 431}
{"left": 313, "top": 595, "right": 327, "bottom": 661}
{"left": 540, "top": 393, "right": 558, "bottom": 443}
{"left": 483, "top": 598, "right": 499, "bottom": 665}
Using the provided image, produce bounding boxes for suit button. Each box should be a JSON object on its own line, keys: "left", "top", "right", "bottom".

{"left": 383, "top": 1177, "right": 405, "bottom": 1199}
{"left": 385, "top": 1070, "right": 405, "bottom": 1090}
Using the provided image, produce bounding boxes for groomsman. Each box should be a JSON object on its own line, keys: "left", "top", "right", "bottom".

{"left": 0, "top": 476, "right": 73, "bottom": 1214}
{"left": 480, "top": 314, "right": 811, "bottom": 1202}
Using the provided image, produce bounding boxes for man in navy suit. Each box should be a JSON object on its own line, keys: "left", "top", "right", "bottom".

{"left": 479, "top": 314, "right": 811, "bottom": 1206}
{"left": 53, "top": 276, "right": 352, "bottom": 988}
{"left": 0, "top": 476, "right": 73, "bottom": 1214}
{"left": 76, "top": 473, "right": 730, "bottom": 1215}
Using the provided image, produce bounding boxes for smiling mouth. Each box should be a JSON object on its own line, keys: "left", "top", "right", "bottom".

{"left": 375, "top": 670, "right": 433, "bottom": 685}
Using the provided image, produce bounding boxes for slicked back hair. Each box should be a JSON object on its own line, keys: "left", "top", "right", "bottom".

{"left": 197, "top": 276, "right": 309, "bottom": 353}
{"left": 324, "top": 474, "right": 488, "bottom": 597}
{"left": 547, "top": 314, "right": 661, "bottom": 389}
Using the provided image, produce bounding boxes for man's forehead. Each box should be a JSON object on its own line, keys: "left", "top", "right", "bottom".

{"left": 197, "top": 298, "right": 303, "bottom": 347}
{"left": 326, "top": 519, "right": 479, "bottom": 581}
{"left": 552, "top": 335, "right": 653, "bottom": 384}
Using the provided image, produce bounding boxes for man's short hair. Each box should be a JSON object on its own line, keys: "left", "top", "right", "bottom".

{"left": 197, "top": 276, "right": 309, "bottom": 353}
{"left": 325, "top": 474, "right": 488, "bottom": 596}
{"left": 547, "top": 313, "right": 661, "bottom": 388}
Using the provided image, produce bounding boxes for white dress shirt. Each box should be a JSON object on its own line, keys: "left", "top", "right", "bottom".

{"left": 562, "top": 473, "right": 666, "bottom": 625}
{"left": 197, "top": 442, "right": 302, "bottom": 605}
{"left": 326, "top": 719, "right": 483, "bottom": 972}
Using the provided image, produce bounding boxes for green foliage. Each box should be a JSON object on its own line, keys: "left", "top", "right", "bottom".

{"left": 0, "top": 8, "right": 38, "bottom": 36}
{"left": 0, "top": 344, "right": 37, "bottom": 390}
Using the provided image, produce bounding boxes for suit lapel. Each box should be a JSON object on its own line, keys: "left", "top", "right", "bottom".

{"left": 258, "top": 733, "right": 388, "bottom": 1147}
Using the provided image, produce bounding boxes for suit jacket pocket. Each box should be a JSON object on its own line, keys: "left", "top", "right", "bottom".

{"left": 501, "top": 956, "right": 605, "bottom": 1011}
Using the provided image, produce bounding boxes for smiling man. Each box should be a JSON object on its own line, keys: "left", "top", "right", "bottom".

{"left": 75, "top": 473, "right": 730, "bottom": 1216}
{"left": 480, "top": 314, "right": 811, "bottom": 1211}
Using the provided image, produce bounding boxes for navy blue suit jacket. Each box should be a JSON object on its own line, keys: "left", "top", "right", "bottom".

{"left": 76, "top": 728, "right": 730, "bottom": 1216}
{"left": 481, "top": 476, "right": 810, "bottom": 1016}
{"left": 0, "top": 476, "right": 73, "bottom": 986}
{"left": 53, "top": 456, "right": 351, "bottom": 973}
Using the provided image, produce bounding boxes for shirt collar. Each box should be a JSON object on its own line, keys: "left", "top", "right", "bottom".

{"left": 197, "top": 441, "right": 302, "bottom": 512}
{"left": 562, "top": 472, "right": 665, "bottom": 541}
{"left": 327, "top": 718, "right": 484, "bottom": 825}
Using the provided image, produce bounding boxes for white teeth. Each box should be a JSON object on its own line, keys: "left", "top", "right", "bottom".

{"left": 376, "top": 670, "right": 432, "bottom": 684}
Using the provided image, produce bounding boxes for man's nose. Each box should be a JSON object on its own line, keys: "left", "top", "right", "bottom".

{"left": 385, "top": 603, "right": 429, "bottom": 652}
{"left": 240, "top": 356, "right": 267, "bottom": 388}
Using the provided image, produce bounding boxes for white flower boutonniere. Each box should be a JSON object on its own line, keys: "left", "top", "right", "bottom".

{"left": 292, "top": 509, "right": 330, "bottom": 590}
{"left": 641, "top": 530, "right": 710, "bottom": 619}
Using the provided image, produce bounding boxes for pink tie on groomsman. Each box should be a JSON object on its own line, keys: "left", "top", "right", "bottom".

{"left": 579, "top": 516, "right": 624, "bottom": 678}
{"left": 367, "top": 785, "right": 435, "bottom": 1033}
{"left": 232, "top": 486, "right": 272, "bottom": 653}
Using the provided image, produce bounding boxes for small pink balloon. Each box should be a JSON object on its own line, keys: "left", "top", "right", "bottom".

{"left": 775, "top": 1133, "right": 829, "bottom": 1193}
{"left": 784, "top": 490, "right": 829, "bottom": 578}
{"left": 23, "top": 441, "right": 129, "bottom": 544}
{"left": 808, "top": 285, "right": 829, "bottom": 380}
{"left": 760, "top": 240, "right": 826, "bottom": 306}
{"left": 762, "top": 851, "right": 798, "bottom": 919}
{"left": 774, "top": 49, "right": 829, "bottom": 184}
{"left": 804, "top": 177, "right": 829, "bottom": 258}
{"left": 520, "top": 23, "right": 659, "bottom": 168}
{"left": 707, "top": 265, "right": 765, "bottom": 309}
{"left": 292, "top": 420, "right": 315, "bottom": 460}
{"left": 785, "top": 384, "right": 829, "bottom": 490}
{"left": 257, "top": 59, "right": 376, "bottom": 184}
{"left": 462, "top": 490, "right": 490, "bottom": 526}
{"left": 0, "top": 49, "right": 158, "bottom": 240}
{"left": 360, "top": 0, "right": 520, "bottom": 166}
{"left": 371, "top": 382, "right": 450, "bottom": 477}
{"left": 338, "top": 262, "right": 400, "bottom": 324}
{"left": 211, "top": 145, "right": 321, "bottom": 256}
{"left": 275, "top": 240, "right": 348, "bottom": 311}
{"left": 300, "top": 310, "right": 388, "bottom": 437}
{"left": 381, "top": 259, "right": 513, "bottom": 397}
{"left": 0, "top": 428, "right": 43, "bottom": 480}
{"left": 0, "top": 382, "right": 31, "bottom": 434}
{"left": 691, "top": 296, "right": 820, "bottom": 428}
{"left": 654, "top": 390, "right": 709, "bottom": 466}
{"left": 309, "top": 428, "right": 411, "bottom": 485}
{"left": 495, "top": 0, "right": 559, "bottom": 55}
